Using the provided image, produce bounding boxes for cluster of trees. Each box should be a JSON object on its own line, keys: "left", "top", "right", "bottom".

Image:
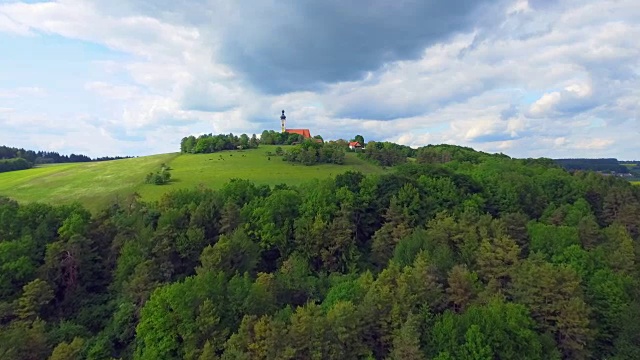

{"left": 259, "top": 130, "right": 309, "bottom": 145}
{"left": 360, "top": 141, "right": 416, "bottom": 167}
{"left": 144, "top": 164, "right": 172, "bottom": 185}
{"left": 181, "top": 134, "right": 259, "bottom": 154}
{"left": 554, "top": 158, "right": 629, "bottom": 174}
{"left": 281, "top": 140, "right": 346, "bottom": 165}
{"left": 0, "top": 158, "right": 31, "bottom": 173}
{"left": 1, "top": 144, "right": 640, "bottom": 359}
{"left": 415, "top": 144, "right": 502, "bottom": 165}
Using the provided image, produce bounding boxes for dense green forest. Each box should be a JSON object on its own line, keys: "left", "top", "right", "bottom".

{"left": 1, "top": 145, "right": 640, "bottom": 359}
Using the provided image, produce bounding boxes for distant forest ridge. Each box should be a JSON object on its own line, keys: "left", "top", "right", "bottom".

{"left": 0, "top": 145, "right": 134, "bottom": 173}
{"left": 553, "top": 158, "right": 636, "bottom": 173}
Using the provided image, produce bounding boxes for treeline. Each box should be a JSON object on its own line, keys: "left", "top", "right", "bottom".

{"left": 0, "top": 145, "right": 134, "bottom": 174}
{"left": 1, "top": 145, "right": 640, "bottom": 359}
{"left": 281, "top": 139, "right": 345, "bottom": 165}
{"left": 554, "top": 158, "right": 629, "bottom": 173}
{"left": 359, "top": 142, "right": 506, "bottom": 168}
{"left": 93, "top": 156, "right": 135, "bottom": 162}
{"left": 260, "top": 130, "right": 311, "bottom": 145}
{"left": 359, "top": 141, "right": 416, "bottom": 166}
{"left": 0, "top": 145, "right": 92, "bottom": 164}
{"left": 0, "top": 158, "right": 31, "bottom": 173}
{"left": 180, "top": 133, "right": 259, "bottom": 154}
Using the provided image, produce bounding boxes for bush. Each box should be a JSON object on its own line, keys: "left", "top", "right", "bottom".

{"left": 145, "top": 166, "right": 171, "bottom": 185}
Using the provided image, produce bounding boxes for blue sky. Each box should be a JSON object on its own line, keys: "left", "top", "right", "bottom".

{"left": 1, "top": 0, "right": 639, "bottom": 159}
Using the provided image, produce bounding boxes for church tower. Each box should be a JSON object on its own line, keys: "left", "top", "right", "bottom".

{"left": 280, "top": 110, "right": 286, "bottom": 133}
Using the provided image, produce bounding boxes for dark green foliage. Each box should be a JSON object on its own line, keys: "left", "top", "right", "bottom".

{"left": 361, "top": 141, "right": 414, "bottom": 166}
{"left": 259, "top": 130, "right": 303, "bottom": 145}
{"left": 554, "top": 158, "right": 629, "bottom": 173}
{"left": 282, "top": 139, "right": 345, "bottom": 165}
{"left": 180, "top": 133, "right": 259, "bottom": 154}
{"left": 0, "top": 142, "right": 639, "bottom": 359}
{"left": 0, "top": 144, "right": 98, "bottom": 170}
{"left": 0, "top": 157, "right": 32, "bottom": 173}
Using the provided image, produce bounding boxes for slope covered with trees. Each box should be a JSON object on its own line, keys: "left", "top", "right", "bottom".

{"left": 1, "top": 145, "right": 639, "bottom": 359}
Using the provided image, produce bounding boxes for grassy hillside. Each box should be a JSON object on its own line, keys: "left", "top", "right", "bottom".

{"left": 138, "top": 145, "right": 385, "bottom": 201}
{"left": 0, "top": 145, "right": 385, "bottom": 211}
{"left": 0, "top": 153, "right": 177, "bottom": 211}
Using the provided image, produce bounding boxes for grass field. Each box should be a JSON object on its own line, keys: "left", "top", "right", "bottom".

{"left": 0, "top": 154, "right": 177, "bottom": 211}
{"left": 0, "top": 146, "right": 386, "bottom": 211}
{"left": 632, "top": 181, "right": 640, "bottom": 186}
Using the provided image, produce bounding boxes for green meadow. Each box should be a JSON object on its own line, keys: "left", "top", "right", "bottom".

{"left": 0, "top": 146, "right": 386, "bottom": 211}
{"left": 0, "top": 154, "right": 177, "bottom": 211}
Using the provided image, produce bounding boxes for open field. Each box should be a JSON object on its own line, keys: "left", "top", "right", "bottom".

{"left": 632, "top": 181, "right": 640, "bottom": 186}
{"left": 0, "top": 154, "right": 177, "bottom": 211}
{"left": 0, "top": 146, "right": 386, "bottom": 211}
{"left": 138, "top": 146, "right": 386, "bottom": 201}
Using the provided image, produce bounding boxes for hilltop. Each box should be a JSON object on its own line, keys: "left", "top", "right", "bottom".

{"left": 0, "top": 145, "right": 386, "bottom": 212}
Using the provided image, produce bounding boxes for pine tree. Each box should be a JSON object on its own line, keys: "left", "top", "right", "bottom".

{"left": 446, "top": 265, "right": 480, "bottom": 312}
{"left": 458, "top": 325, "right": 492, "bottom": 360}
{"left": 386, "top": 315, "right": 425, "bottom": 360}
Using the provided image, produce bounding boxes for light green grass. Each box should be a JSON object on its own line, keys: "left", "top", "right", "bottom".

{"left": 137, "top": 145, "right": 387, "bottom": 202}
{"left": 0, "top": 146, "right": 386, "bottom": 211}
{"left": 631, "top": 181, "right": 640, "bottom": 186}
{"left": 621, "top": 163, "right": 637, "bottom": 168}
{"left": 0, "top": 154, "right": 177, "bottom": 212}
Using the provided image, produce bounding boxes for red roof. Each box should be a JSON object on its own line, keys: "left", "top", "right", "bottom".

{"left": 349, "top": 141, "right": 362, "bottom": 147}
{"left": 286, "top": 129, "right": 311, "bottom": 138}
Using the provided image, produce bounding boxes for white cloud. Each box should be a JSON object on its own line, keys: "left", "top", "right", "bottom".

{"left": 0, "top": 0, "right": 638, "bottom": 159}
{"left": 571, "top": 138, "right": 614, "bottom": 150}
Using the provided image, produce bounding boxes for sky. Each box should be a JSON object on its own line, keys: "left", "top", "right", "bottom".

{"left": 0, "top": 0, "right": 639, "bottom": 159}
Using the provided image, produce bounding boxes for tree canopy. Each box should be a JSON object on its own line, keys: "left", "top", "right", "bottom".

{"left": 1, "top": 143, "right": 639, "bottom": 359}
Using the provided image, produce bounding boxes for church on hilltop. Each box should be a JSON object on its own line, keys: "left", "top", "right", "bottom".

{"left": 280, "top": 110, "right": 312, "bottom": 138}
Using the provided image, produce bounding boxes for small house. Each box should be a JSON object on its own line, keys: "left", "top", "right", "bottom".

{"left": 348, "top": 141, "right": 363, "bottom": 150}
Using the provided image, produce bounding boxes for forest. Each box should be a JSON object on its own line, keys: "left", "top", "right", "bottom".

{"left": 1, "top": 144, "right": 639, "bottom": 360}
{"left": 554, "top": 158, "right": 629, "bottom": 174}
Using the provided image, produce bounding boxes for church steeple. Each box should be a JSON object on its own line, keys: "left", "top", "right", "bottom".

{"left": 280, "top": 110, "right": 286, "bottom": 133}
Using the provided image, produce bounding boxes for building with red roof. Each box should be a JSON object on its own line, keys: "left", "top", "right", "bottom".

{"left": 280, "top": 110, "right": 312, "bottom": 139}
{"left": 286, "top": 129, "right": 312, "bottom": 138}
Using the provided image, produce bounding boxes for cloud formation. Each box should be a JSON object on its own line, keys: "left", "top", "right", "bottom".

{"left": 0, "top": 0, "right": 638, "bottom": 159}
